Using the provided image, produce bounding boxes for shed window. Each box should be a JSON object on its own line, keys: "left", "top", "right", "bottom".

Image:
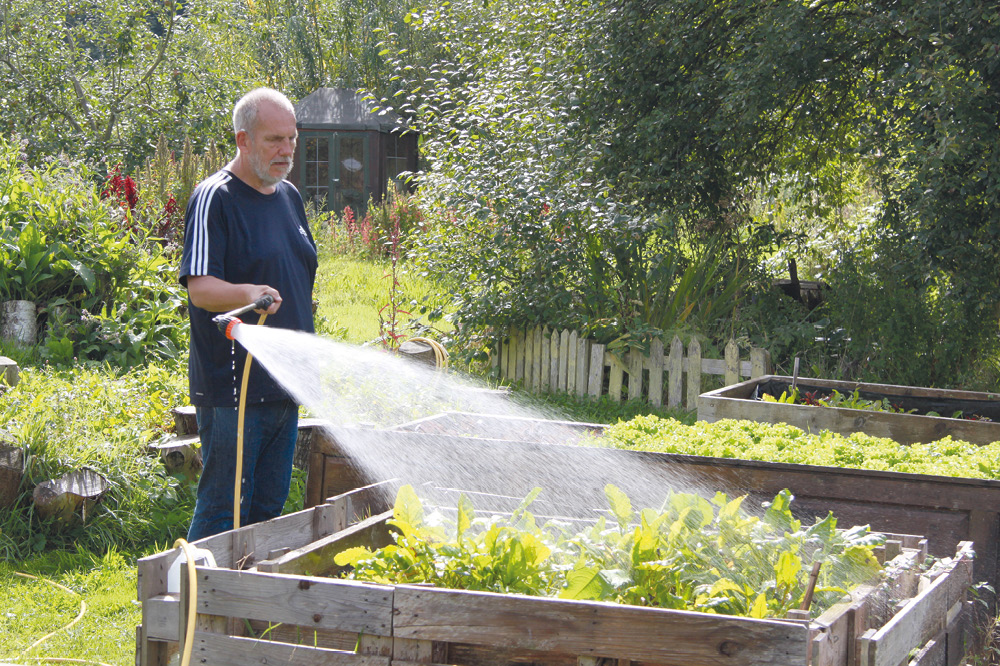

{"left": 304, "top": 136, "right": 329, "bottom": 205}
{"left": 387, "top": 133, "right": 409, "bottom": 184}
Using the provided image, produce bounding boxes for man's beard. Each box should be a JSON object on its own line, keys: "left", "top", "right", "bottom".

{"left": 249, "top": 150, "right": 293, "bottom": 186}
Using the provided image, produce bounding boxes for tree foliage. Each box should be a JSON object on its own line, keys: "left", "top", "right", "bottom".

{"left": 380, "top": 0, "right": 754, "bottom": 363}
{"left": 0, "top": 0, "right": 253, "bottom": 168}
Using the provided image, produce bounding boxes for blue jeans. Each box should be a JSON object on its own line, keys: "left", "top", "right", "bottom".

{"left": 187, "top": 400, "right": 298, "bottom": 542}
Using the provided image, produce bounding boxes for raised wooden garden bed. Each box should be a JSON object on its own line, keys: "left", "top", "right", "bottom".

{"left": 302, "top": 419, "right": 1000, "bottom": 591}
{"left": 698, "top": 375, "right": 1000, "bottom": 446}
{"left": 137, "top": 484, "right": 974, "bottom": 666}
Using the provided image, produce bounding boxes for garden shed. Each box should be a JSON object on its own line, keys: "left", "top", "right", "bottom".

{"left": 290, "top": 87, "right": 418, "bottom": 214}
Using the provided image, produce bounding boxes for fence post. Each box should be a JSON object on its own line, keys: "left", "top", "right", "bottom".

{"left": 649, "top": 338, "right": 664, "bottom": 407}
{"left": 524, "top": 326, "right": 535, "bottom": 389}
{"left": 686, "top": 338, "right": 702, "bottom": 411}
{"left": 540, "top": 326, "right": 551, "bottom": 391}
{"left": 724, "top": 339, "right": 740, "bottom": 386}
{"left": 567, "top": 330, "right": 579, "bottom": 395}
{"left": 559, "top": 329, "right": 571, "bottom": 392}
{"left": 503, "top": 333, "right": 513, "bottom": 382}
{"left": 588, "top": 343, "right": 604, "bottom": 398}
{"left": 608, "top": 350, "right": 624, "bottom": 403}
{"left": 513, "top": 328, "right": 524, "bottom": 383}
{"left": 751, "top": 347, "right": 771, "bottom": 378}
{"left": 628, "top": 345, "right": 644, "bottom": 400}
{"left": 549, "top": 328, "right": 559, "bottom": 390}
{"left": 668, "top": 336, "right": 684, "bottom": 407}
{"left": 575, "top": 336, "right": 590, "bottom": 398}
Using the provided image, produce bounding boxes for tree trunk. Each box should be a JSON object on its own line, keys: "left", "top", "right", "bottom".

{"left": 32, "top": 468, "right": 109, "bottom": 523}
{"left": 0, "top": 444, "right": 24, "bottom": 509}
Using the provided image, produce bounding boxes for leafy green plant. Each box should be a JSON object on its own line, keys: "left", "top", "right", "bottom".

{"left": 0, "top": 137, "right": 189, "bottom": 367}
{"left": 602, "top": 415, "right": 1000, "bottom": 479}
{"left": 337, "top": 484, "right": 884, "bottom": 619}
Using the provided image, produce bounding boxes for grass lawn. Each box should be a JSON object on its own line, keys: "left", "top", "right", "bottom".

{"left": 1, "top": 549, "right": 144, "bottom": 665}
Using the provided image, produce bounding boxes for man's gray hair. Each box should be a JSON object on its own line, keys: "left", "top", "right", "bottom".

{"left": 232, "top": 88, "right": 295, "bottom": 137}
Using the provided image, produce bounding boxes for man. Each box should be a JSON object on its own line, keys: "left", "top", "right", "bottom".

{"left": 179, "top": 88, "right": 317, "bottom": 541}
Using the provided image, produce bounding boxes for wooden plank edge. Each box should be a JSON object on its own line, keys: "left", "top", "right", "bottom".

{"left": 194, "top": 566, "right": 394, "bottom": 635}
{"left": 859, "top": 542, "right": 973, "bottom": 666}
{"left": 192, "top": 630, "right": 390, "bottom": 665}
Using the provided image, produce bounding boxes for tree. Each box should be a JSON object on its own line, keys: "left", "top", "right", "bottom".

{"left": 0, "top": 0, "right": 251, "bottom": 168}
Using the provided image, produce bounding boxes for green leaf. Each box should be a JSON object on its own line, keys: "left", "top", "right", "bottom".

{"left": 560, "top": 566, "right": 612, "bottom": 600}
{"left": 334, "top": 546, "right": 376, "bottom": 567}
{"left": 456, "top": 493, "right": 474, "bottom": 542}
{"left": 775, "top": 551, "right": 801, "bottom": 590}
{"left": 604, "top": 483, "right": 632, "bottom": 531}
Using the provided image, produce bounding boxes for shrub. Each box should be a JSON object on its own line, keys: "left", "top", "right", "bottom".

{"left": 0, "top": 136, "right": 188, "bottom": 367}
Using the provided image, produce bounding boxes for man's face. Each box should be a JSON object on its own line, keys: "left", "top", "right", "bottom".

{"left": 245, "top": 102, "right": 297, "bottom": 187}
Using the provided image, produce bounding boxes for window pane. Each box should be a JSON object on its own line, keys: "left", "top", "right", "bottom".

{"left": 340, "top": 137, "right": 364, "bottom": 191}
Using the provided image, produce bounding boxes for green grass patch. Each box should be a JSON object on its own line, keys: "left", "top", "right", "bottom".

{"left": 0, "top": 547, "right": 141, "bottom": 665}
{"left": 314, "top": 250, "right": 450, "bottom": 346}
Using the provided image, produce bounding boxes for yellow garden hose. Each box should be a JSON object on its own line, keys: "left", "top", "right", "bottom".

{"left": 233, "top": 311, "right": 266, "bottom": 531}
{"left": 409, "top": 336, "right": 448, "bottom": 369}
{"left": 8, "top": 572, "right": 112, "bottom": 666}
{"left": 173, "top": 538, "right": 200, "bottom": 666}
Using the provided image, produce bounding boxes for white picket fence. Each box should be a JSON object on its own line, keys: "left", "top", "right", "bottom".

{"left": 495, "top": 327, "right": 771, "bottom": 410}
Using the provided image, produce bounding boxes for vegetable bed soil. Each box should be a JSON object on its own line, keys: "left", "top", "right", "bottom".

{"left": 698, "top": 375, "right": 1000, "bottom": 446}
{"left": 137, "top": 484, "right": 974, "bottom": 666}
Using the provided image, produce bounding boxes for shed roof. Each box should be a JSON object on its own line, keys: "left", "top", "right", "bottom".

{"left": 295, "top": 87, "right": 409, "bottom": 132}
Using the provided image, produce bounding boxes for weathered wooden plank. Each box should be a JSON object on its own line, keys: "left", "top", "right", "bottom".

{"left": 541, "top": 326, "right": 551, "bottom": 392}
{"left": 575, "top": 336, "right": 589, "bottom": 398}
{"left": 648, "top": 338, "right": 664, "bottom": 407}
{"left": 700, "top": 357, "right": 754, "bottom": 377}
{"left": 751, "top": 347, "right": 771, "bottom": 378}
{"left": 559, "top": 329, "right": 571, "bottom": 392}
{"left": 628, "top": 345, "right": 643, "bottom": 401}
{"left": 587, "top": 343, "right": 604, "bottom": 398}
{"left": 549, "top": 329, "right": 560, "bottom": 391}
{"left": 256, "top": 510, "right": 394, "bottom": 577}
{"left": 192, "top": 631, "right": 390, "bottom": 665}
{"left": 392, "top": 585, "right": 809, "bottom": 666}
{"left": 533, "top": 326, "right": 544, "bottom": 390}
{"left": 687, "top": 338, "right": 702, "bottom": 411}
{"left": 607, "top": 350, "right": 625, "bottom": 403}
{"left": 567, "top": 330, "right": 579, "bottom": 395}
{"left": 502, "top": 335, "right": 511, "bottom": 382}
{"left": 724, "top": 339, "right": 740, "bottom": 386}
{"left": 859, "top": 542, "right": 973, "bottom": 666}
{"left": 908, "top": 631, "right": 946, "bottom": 666}
{"left": 945, "top": 600, "right": 970, "bottom": 666}
{"left": 513, "top": 328, "right": 524, "bottom": 384}
{"left": 143, "top": 594, "right": 179, "bottom": 641}
{"left": 194, "top": 567, "right": 393, "bottom": 635}
{"left": 668, "top": 336, "right": 684, "bottom": 407}
{"left": 523, "top": 325, "right": 535, "bottom": 390}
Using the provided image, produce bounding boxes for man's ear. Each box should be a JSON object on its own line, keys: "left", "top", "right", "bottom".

{"left": 235, "top": 129, "right": 252, "bottom": 152}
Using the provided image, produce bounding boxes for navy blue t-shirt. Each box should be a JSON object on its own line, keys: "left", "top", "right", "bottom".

{"left": 179, "top": 170, "right": 318, "bottom": 407}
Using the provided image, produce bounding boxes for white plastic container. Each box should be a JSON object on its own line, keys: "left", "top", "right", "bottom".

{"left": 166, "top": 546, "right": 217, "bottom": 594}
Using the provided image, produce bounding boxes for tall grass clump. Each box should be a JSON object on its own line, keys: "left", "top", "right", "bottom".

{"left": 0, "top": 363, "right": 192, "bottom": 559}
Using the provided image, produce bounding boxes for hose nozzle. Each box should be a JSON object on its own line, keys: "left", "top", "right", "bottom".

{"left": 212, "top": 294, "right": 274, "bottom": 340}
